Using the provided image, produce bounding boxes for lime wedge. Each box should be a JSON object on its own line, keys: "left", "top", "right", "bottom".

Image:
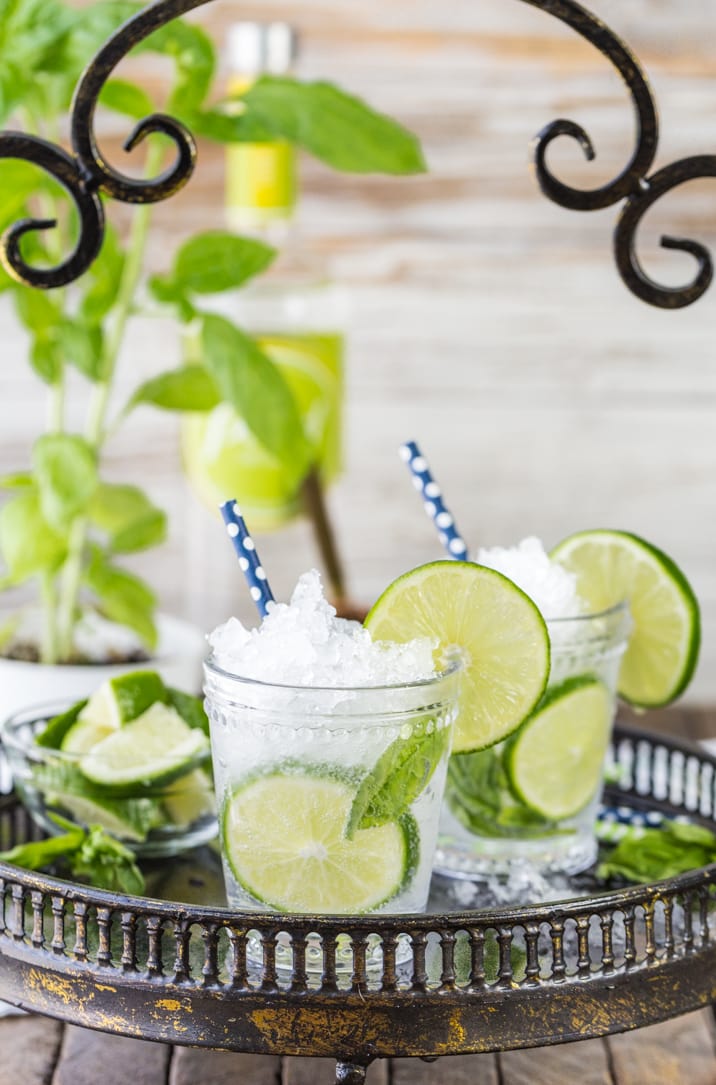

{"left": 80, "top": 703, "right": 209, "bottom": 790}
{"left": 163, "top": 768, "right": 216, "bottom": 828}
{"left": 60, "top": 718, "right": 115, "bottom": 755}
{"left": 32, "top": 763, "right": 160, "bottom": 841}
{"left": 551, "top": 530, "right": 700, "bottom": 707}
{"left": 223, "top": 769, "right": 416, "bottom": 913}
{"left": 365, "top": 561, "right": 550, "bottom": 753}
{"left": 505, "top": 675, "right": 612, "bottom": 820}
{"left": 80, "top": 669, "right": 167, "bottom": 730}
{"left": 47, "top": 792, "right": 160, "bottom": 842}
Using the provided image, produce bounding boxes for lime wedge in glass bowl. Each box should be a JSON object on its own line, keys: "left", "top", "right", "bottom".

{"left": 365, "top": 560, "right": 550, "bottom": 753}
{"left": 2, "top": 688, "right": 217, "bottom": 858}
{"left": 551, "top": 529, "right": 700, "bottom": 707}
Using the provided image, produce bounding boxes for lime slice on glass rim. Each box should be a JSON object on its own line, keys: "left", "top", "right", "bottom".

{"left": 223, "top": 768, "right": 417, "bottom": 913}
{"left": 551, "top": 530, "right": 700, "bottom": 707}
{"left": 365, "top": 561, "right": 550, "bottom": 754}
{"left": 505, "top": 675, "right": 613, "bottom": 820}
{"left": 80, "top": 703, "right": 209, "bottom": 791}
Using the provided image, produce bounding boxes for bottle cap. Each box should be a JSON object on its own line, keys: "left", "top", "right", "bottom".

{"left": 227, "top": 22, "right": 298, "bottom": 77}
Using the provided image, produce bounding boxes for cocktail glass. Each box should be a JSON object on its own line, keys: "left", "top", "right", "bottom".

{"left": 204, "top": 656, "right": 460, "bottom": 971}
{"left": 434, "top": 602, "right": 630, "bottom": 880}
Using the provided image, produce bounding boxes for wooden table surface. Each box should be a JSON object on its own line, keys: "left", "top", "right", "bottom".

{"left": 3, "top": 1008, "right": 716, "bottom": 1085}
{"left": 2, "top": 705, "right": 716, "bottom": 1085}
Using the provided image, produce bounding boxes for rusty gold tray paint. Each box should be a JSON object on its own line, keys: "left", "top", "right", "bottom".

{"left": 1, "top": 725, "right": 716, "bottom": 1085}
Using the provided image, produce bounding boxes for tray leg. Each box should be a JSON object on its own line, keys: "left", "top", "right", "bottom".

{"left": 335, "top": 1060, "right": 368, "bottom": 1084}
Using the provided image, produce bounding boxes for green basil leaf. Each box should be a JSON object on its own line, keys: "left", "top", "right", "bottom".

{"left": 88, "top": 482, "right": 167, "bottom": 554}
{"left": 185, "top": 108, "right": 275, "bottom": 144}
{"left": 200, "top": 314, "right": 310, "bottom": 470}
{"left": 138, "top": 19, "right": 215, "bottom": 117}
{"left": 32, "top": 433, "right": 97, "bottom": 529}
{"left": 147, "top": 273, "right": 188, "bottom": 307}
{"left": 0, "top": 0, "right": 76, "bottom": 123}
{"left": 243, "top": 76, "right": 426, "bottom": 174}
{"left": 0, "top": 472, "right": 32, "bottom": 489}
{"left": 129, "top": 364, "right": 221, "bottom": 412}
{"left": 347, "top": 722, "right": 450, "bottom": 836}
{"left": 58, "top": 318, "right": 106, "bottom": 381}
{"left": 100, "top": 78, "right": 155, "bottom": 121}
{"left": 29, "top": 338, "right": 62, "bottom": 385}
{"left": 80, "top": 224, "right": 124, "bottom": 324}
{"left": 0, "top": 490, "right": 67, "bottom": 582}
{"left": 171, "top": 231, "right": 275, "bottom": 295}
{"left": 0, "top": 160, "right": 54, "bottom": 230}
{"left": 84, "top": 548, "right": 157, "bottom": 649}
{"left": 13, "top": 286, "right": 61, "bottom": 336}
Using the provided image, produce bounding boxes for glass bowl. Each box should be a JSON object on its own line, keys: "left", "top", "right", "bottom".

{"left": 1, "top": 701, "right": 218, "bottom": 858}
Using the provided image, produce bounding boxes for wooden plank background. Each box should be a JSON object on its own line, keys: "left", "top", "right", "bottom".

{"left": 1, "top": 0, "right": 715, "bottom": 701}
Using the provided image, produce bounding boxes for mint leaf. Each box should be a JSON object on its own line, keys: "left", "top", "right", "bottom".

{"left": 58, "top": 318, "right": 106, "bottom": 381}
{"left": 71, "top": 825, "right": 145, "bottom": 895}
{"left": 347, "top": 722, "right": 449, "bottom": 837}
{"left": 33, "top": 433, "right": 97, "bottom": 528}
{"left": 171, "top": 231, "right": 275, "bottom": 295}
{"left": 201, "top": 314, "right": 311, "bottom": 471}
{"left": 88, "top": 482, "right": 167, "bottom": 553}
{"left": 0, "top": 819, "right": 145, "bottom": 896}
{"left": 596, "top": 820, "right": 716, "bottom": 883}
{"left": 242, "top": 76, "right": 426, "bottom": 174}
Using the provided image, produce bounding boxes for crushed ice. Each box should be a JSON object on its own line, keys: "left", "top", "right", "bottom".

{"left": 208, "top": 569, "right": 437, "bottom": 687}
{"left": 476, "top": 536, "right": 584, "bottom": 620}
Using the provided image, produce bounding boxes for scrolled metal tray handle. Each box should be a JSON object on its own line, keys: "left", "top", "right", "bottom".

{"left": 0, "top": 0, "right": 208, "bottom": 288}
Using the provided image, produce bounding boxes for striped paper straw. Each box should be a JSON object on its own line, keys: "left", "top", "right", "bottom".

{"left": 399, "top": 441, "right": 469, "bottom": 560}
{"left": 220, "top": 500, "right": 276, "bottom": 618}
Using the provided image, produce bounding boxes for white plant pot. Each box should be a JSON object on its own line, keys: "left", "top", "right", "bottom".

{"left": 0, "top": 613, "right": 207, "bottom": 723}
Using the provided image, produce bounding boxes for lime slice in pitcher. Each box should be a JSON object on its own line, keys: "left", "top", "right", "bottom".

{"left": 505, "top": 675, "right": 612, "bottom": 820}
{"left": 551, "top": 530, "right": 700, "bottom": 707}
{"left": 365, "top": 561, "right": 550, "bottom": 753}
{"left": 223, "top": 769, "right": 416, "bottom": 913}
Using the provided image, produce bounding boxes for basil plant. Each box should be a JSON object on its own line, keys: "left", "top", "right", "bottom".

{"left": 0, "top": 0, "right": 425, "bottom": 663}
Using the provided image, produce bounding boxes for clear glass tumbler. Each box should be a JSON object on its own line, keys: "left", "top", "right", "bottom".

{"left": 203, "top": 657, "right": 460, "bottom": 917}
{"left": 434, "top": 602, "right": 630, "bottom": 881}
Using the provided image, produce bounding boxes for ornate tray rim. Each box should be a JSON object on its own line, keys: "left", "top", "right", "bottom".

{"left": 1, "top": 724, "right": 715, "bottom": 1069}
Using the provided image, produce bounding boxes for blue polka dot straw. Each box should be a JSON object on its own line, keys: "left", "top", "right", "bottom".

{"left": 399, "top": 441, "right": 469, "bottom": 560}
{"left": 220, "top": 500, "right": 276, "bottom": 618}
